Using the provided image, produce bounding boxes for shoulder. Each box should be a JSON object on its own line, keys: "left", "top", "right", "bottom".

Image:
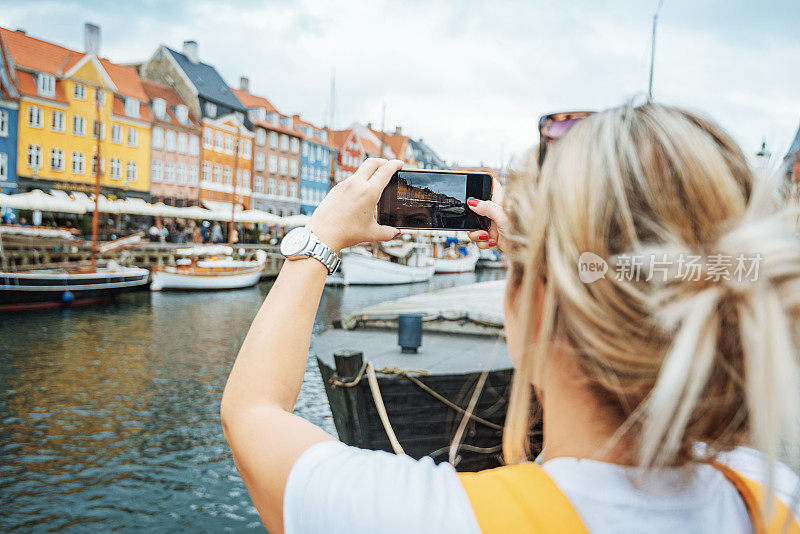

{"left": 284, "top": 441, "right": 480, "bottom": 534}
{"left": 716, "top": 446, "right": 800, "bottom": 515}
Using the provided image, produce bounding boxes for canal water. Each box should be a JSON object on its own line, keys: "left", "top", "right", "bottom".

{"left": 0, "top": 269, "right": 504, "bottom": 533}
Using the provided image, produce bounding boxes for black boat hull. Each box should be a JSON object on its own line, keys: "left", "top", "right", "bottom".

{"left": 0, "top": 270, "right": 149, "bottom": 312}
{"left": 318, "top": 357, "right": 526, "bottom": 472}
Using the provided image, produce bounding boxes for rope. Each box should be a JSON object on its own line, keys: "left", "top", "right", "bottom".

{"left": 328, "top": 361, "right": 502, "bottom": 431}
{"left": 365, "top": 361, "right": 405, "bottom": 455}
{"left": 450, "top": 370, "right": 490, "bottom": 465}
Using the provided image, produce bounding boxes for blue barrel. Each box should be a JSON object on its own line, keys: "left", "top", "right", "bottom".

{"left": 398, "top": 314, "right": 423, "bottom": 354}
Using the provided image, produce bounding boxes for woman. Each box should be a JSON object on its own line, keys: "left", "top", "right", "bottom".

{"left": 221, "top": 102, "right": 800, "bottom": 533}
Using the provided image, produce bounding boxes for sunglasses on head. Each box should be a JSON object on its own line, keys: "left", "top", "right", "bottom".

{"left": 538, "top": 111, "right": 595, "bottom": 167}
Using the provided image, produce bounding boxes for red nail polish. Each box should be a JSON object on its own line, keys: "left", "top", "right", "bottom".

{"left": 393, "top": 231, "right": 401, "bottom": 238}
{"left": 478, "top": 234, "right": 488, "bottom": 241}
{"left": 488, "top": 240, "right": 497, "bottom": 247}
{"left": 467, "top": 198, "right": 479, "bottom": 207}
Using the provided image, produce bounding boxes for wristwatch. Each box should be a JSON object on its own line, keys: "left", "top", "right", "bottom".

{"left": 280, "top": 227, "right": 341, "bottom": 274}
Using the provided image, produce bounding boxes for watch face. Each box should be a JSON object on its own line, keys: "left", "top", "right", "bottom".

{"left": 280, "top": 227, "right": 311, "bottom": 256}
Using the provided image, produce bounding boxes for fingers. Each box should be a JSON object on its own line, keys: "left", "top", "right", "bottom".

{"left": 373, "top": 224, "right": 401, "bottom": 242}
{"left": 367, "top": 159, "right": 403, "bottom": 196}
{"left": 467, "top": 229, "right": 497, "bottom": 249}
{"left": 351, "top": 158, "right": 388, "bottom": 181}
{"left": 468, "top": 198, "right": 508, "bottom": 232}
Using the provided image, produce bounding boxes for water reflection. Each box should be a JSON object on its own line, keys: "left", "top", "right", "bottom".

{"left": 0, "top": 269, "right": 505, "bottom": 532}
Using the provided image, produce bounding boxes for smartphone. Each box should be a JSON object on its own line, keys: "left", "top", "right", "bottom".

{"left": 378, "top": 169, "right": 493, "bottom": 230}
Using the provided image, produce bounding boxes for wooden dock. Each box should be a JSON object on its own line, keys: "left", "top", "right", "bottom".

{"left": 0, "top": 242, "right": 285, "bottom": 278}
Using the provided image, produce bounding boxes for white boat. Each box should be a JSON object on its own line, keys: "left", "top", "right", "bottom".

{"left": 432, "top": 245, "right": 480, "bottom": 274}
{"left": 340, "top": 244, "right": 434, "bottom": 285}
{"left": 150, "top": 249, "right": 266, "bottom": 291}
{"left": 477, "top": 248, "right": 505, "bottom": 269}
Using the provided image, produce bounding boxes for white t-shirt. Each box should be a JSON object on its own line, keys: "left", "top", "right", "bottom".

{"left": 283, "top": 441, "right": 800, "bottom": 534}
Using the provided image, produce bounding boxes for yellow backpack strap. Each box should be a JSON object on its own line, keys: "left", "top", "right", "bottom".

{"left": 711, "top": 461, "right": 800, "bottom": 534}
{"left": 458, "top": 463, "right": 590, "bottom": 534}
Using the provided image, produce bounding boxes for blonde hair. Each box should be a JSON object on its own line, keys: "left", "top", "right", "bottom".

{"left": 503, "top": 103, "right": 800, "bottom": 485}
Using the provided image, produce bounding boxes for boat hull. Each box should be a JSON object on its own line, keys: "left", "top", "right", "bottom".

{"left": 342, "top": 254, "right": 434, "bottom": 285}
{"left": 150, "top": 265, "right": 263, "bottom": 291}
{"left": 0, "top": 268, "right": 150, "bottom": 312}
{"left": 432, "top": 251, "right": 480, "bottom": 274}
{"left": 317, "top": 356, "right": 515, "bottom": 472}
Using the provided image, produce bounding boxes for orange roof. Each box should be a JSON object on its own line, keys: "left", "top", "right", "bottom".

{"left": 17, "top": 70, "right": 68, "bottom": 104}
{"left": 329, "top": 129, "right": 358, "bottom": 151}
{"left": 292, "top": 114, "right": 333, "bottom": 146}
{"left": 140, "top": 79, "right": 198, "bottom": 129}
{"left": 0, "top": 27, "right": 82, "bottom": 75}
{"left": 0, "top": 26, "right": 148, "bottom": 102}
{"left": 111, "top": 94, "right": 153, "bottom": 122}
{"left": 233, "top": 88, "right": 278, "bottom": 114}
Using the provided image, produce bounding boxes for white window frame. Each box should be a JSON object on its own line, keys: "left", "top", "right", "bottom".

{"left": 127, "top": 127, "right": 138, "bottom": 147}
{"left": 110, "top": 158, "right": 122, "bottom": 179}
{"left": 188, "top": 165, "right": 198, "bottom": 185}
{"left": 50, "top": 147, "right": 64, "bottom": 171}
{"left": 126, "top": 161, "right": 137, "bottom": 181}
{"left": 203, "top": 161, "right": 212, "bottom": 182}
{"left": 280, "top": 134, "right": 289, "bottom": 152}
{"left": 203, "top": 127, "right": 213, "bottom": 149}
{"left": 153, "top": 98, "right": 167, "bottom": 119}
{"left": 224, "top": 134, "right": 233, "bottom": 154}
{"left": 28, "top": 144, "right": 42, "bottom": 168}
{"left": 0, "top": 110, "right": 7, "bottom": 136}
{"left": 213, "top": 163, "right": 222, "bottom": 183}
{"left": 37, "top": 73, "right": 55, "bottom": 97}
{"left": 177, "top": 133, "right": 188, "bottom": 154}
{"left": 164, "top": 162, "right": 174, "bottom": 184}
{"left": 268, "top": 155, "right": 278, "bottom": 173}
{"left": 254, "top": 176, "right": 264, "bottom": 193}
{"left": 204, "top": 101, "right": 217, "bottom": 117}
{"left": 151, "top": 160, "right": 163, "bottom": 182}
{"left": 71, "top": 151, "right": 85, "bottom": 174}
{"left": 28, "top": 106, "right": 43, "bottom": 128}
{"left": 255, "top": 152, "right": 265, "bottom": 171}
{"left": 279, "top": 157, "right": 288, "bottom": 176}
{"left": 269, "top": 131, "right": 278, "bottom": 148}
{"left": 176, "top": 105, "right": 189, "bottom": 125}
{"left": 165, "top": 130, "right": 176, "bottom": 152}
{"left": 0, "top": 152, "right": 7, "bottom": 180}
{"left": 290, "top": 137, "right": 299, "bottom": 154}
{"left": 124, "top": 98, "right": 140, "bottom": 118}
{"left": 151, "top": 126, "right": 163, "bottom": 148}
{"left": 279, "top": 180, "right": 287, "bottom": 197}
{"left": 243, "top": 139, "right": 252, "bottom": 159}
{"left": 256, "top": 129, "right": 266, "bottom": 146}
{"left": 177, "top": 164, "right": 186, "bottom": 185}
{"left": 49, "top": 110, "right": 64, "bottom": 133}
{"left": 224, "top": 166, "right": 232, "bottom": 185}
{"left": 74, "top": 83, "right": 86, "bottom": 100}
{"left": 289, "top": 160, "right": 298, "bottom": 178}
{"left": 72, "top": 115, "right": 85, "bottom": 136}
{"left": 214, "top": 131, "right": 223, "bottom": 151}
{"left": 189, "top": 136, "right": 200, "bottom": 156}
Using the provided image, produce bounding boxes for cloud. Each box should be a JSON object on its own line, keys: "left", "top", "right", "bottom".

{"left": 1, "top": 0, "right": 797, "bottom": 167}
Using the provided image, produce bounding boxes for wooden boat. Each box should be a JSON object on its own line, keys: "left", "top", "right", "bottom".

{"left": 150, "top": 247, "right": 266, "bottom": 291}
{"left": 339, "top": 244, "right": 434, "bottom": 285}
{"left": 0, "top": 226, "right": 148, "bottom": 312}
{"left": 0, "top": 263, "right": 149, "bottom": 312}
{"left": 312, "top": 280, "right": 540, "bottom": 472}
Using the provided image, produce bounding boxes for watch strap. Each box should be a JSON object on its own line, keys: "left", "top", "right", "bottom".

{"left": 295, "top": 229, "right": 340, "bottom": 274}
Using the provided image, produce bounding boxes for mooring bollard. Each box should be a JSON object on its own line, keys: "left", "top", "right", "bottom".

{"left": 398, "top": 313, "right": 423, "bottom": 354}
{"left": 334, "top": 349, "right": 364, "bottom": 380}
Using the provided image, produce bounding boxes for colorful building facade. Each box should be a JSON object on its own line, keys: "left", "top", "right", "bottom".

{"left": 293, "top": 115, "right": 332, "bottom": 215}
{"left": 0, "top": 40, "right": 19, "bottom": 212}
{"left": 329, "top": 129, "right": 365, "bottom": 185}
{"left": 141, "top": 79, "right": 202, "bottom": 206}
{"left": 409, "top": 137, "right": 447, "bottom": 170}
{"left": 142, "top": 41, "right": 252, "bottom": 210}
{"left": 2, "top": 25, "right": 152, "bottom": 200}
{"left": 234, "top": 83, "right": 301, "bottom": 216}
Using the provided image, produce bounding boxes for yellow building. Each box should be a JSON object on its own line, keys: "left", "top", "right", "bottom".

{"left": 1, "top": 25, "right": 152, "bottom": 199}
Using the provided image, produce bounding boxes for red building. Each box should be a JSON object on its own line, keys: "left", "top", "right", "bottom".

{"left": 329, "top": 129, "right": 365, "bottom": 185}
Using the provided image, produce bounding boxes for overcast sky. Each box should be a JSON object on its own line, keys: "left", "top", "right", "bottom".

{"left": 2, "top": 0, "right": 798, "bottom": 167}
{"left": 403, "top": 171, "right": 466, "bottom": 201}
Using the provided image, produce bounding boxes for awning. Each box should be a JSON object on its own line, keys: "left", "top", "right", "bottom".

{"left": 202, "top": 200, "right": 244, "bottom": 213}
{"left": 0, "top": 190, "right": 87, "bottom": 214}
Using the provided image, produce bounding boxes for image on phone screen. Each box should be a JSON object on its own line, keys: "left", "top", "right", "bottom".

{"left": 378, "top": 170, "right": 492, "bottom": 230}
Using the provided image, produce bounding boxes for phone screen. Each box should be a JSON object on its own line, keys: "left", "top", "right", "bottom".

{"left": 378, "top": 170, "right": 492, "bottom": 230}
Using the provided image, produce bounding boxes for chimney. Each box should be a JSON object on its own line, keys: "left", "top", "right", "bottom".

{"left": 366, "top": 122, "right": 373, "bottom": 130}
{"left": 239, "top": 76, "right": 250, "bottom": 92}
{"left": 394, "top": 125, "right": 403, "bottom": 135}
{"left": 183, "top": 40, "right": 199, "bottom": 64}
{"left": 84, "top": 23, "right": 100, "bottom": 56}
{"left": 15, "top": 28, "right": 26, "bottom": 35}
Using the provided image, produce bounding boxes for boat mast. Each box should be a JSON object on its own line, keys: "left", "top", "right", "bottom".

{"left": 379, "top": 103, "right": 386, "bottom": 158}
{"left": 647, "top": 0, "right": 665, "bottom": 101}
{"left": 91, "top": 83, "right": 102, "bottom": 269}
{"left": 229, "top": 124, "right": 240, "bottom": 244}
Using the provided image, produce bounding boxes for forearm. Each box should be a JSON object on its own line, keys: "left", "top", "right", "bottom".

{"left": 222, "top": 257, "right": 328, "bottom": 417}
